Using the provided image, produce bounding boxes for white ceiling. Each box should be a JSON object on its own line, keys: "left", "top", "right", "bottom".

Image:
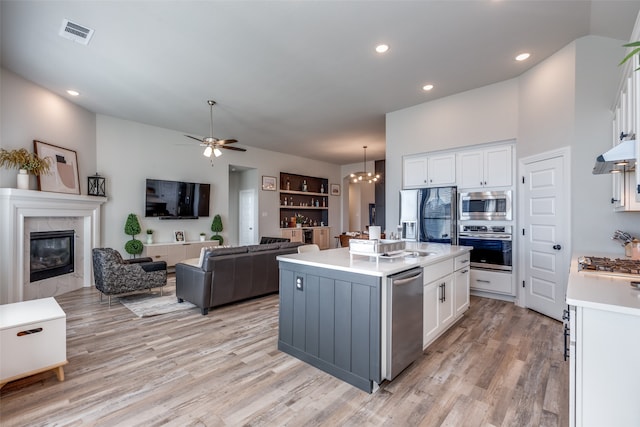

{"left": 2, "top": 1, "right": 639, "bottom": 165}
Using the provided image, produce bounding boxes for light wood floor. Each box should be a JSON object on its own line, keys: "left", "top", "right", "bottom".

{"left": 0, "top": 288, "right": 568, "bottom": 427}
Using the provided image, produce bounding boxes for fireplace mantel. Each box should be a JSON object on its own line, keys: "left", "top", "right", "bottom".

{"left": 0, "top": 188, "right": 107, "bottom": 304}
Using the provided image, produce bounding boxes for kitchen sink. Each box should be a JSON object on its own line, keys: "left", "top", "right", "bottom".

{"left": 404, "top": 250, "right": 434, "bottom": 258}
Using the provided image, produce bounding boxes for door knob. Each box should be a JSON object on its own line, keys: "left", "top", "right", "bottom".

{"left": 553, "top": 244, "right": 562, "bottom": 250}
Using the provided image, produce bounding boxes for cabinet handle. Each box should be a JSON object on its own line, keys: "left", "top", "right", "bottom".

{"left": 461, "top": 269, "right": 469, "bottom": 274}
{"left": 563, "top": 324, "right": 570, "bottom": 361}
{"left": 460, "top": 259, "right": 469, "bottom": 263}
{"left": 476, "top": 279, "right": 490, "bottom": 283}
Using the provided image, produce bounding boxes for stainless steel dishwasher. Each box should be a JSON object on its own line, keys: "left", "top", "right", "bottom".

{"left": 386, "top": 267, "right": 424, "bottom": 380}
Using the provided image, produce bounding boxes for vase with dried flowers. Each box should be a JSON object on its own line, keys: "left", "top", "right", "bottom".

{"left": 0, "top": 148, "right": 52, "bottom": 190}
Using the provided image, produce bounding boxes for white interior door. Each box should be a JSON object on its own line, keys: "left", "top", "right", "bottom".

{"left": 521, "top": 151, "right": 569, "bottom": 320}
{"left": 238, "top": 189, "right": 256, "bottom": 246}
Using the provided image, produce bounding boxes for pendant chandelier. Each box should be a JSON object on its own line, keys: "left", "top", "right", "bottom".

{"left": 350, "top": 146, "right": 380, "bottom": 183}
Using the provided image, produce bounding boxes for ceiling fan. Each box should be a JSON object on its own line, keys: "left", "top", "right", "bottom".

{"left": 185, "top": 100, "right": 246, "bottom": 158}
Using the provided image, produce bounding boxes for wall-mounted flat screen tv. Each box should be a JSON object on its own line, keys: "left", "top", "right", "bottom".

{"left": 145, "top": 179, "right": 210, "bottom": 219}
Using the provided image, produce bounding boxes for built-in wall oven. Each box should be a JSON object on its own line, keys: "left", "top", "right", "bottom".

{"left": 458, "top": 225, "right": 512, "bottom": 272}
{"left": 459, "top": 190, "right": 512, "bottom": 221}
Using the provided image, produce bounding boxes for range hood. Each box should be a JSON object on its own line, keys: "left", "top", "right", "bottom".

{"left": 592, "top": 139, "right": 637, "bottom": 174}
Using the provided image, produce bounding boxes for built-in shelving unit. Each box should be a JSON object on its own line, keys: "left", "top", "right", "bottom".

{"left": 279, "top": 172, "right": 329, "bottom": 228}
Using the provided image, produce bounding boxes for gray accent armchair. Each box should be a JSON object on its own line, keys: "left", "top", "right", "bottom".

{"left": 92, "top": 248, "right": 167, "bottom": 306}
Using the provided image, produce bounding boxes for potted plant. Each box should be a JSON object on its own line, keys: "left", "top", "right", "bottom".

{"left": 124, "top": 213, "right": 143, "bottom": 257}
{"left": 199, "top": 232, "right": 206, "bottom": 242}
{"left": 146, "top": 229, "right": 153, "bottom": 244}
{"left": 0, "top": 148, "right": 52, "bottom": 190}
{"left": 210, "top": 214, "right": 224, "bottom": 245}
{"left": 295, "top": 214, "right": 304, "bottom": 228}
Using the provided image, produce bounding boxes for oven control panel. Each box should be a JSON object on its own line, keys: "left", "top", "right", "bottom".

{"left": 460, "top": 225, "right": 512, "bottom": 234}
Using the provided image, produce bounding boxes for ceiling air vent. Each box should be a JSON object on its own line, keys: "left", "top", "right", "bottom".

{"left": 59, "top": 19, "right": 94, "bottom": 45}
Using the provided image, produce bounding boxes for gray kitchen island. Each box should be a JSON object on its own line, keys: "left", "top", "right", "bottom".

{"left": 277, "top": 242, "right": 471, "bottom": 393}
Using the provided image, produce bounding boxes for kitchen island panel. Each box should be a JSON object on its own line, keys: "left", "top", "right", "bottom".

{"left": 334, "top": 280, "right": 352, "bottom": 371}
{"left": 318, "top": 277, "right": 335, "bottom": 363}
{"left": 278, "top": 261, "right": 382, "bottom": 392}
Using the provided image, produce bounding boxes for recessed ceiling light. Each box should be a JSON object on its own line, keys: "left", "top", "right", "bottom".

{"left": 66, "top": 90, "right": 80, "bottom": 96}
{"left": 422, "top": 84, "right": 434, "bottom": 91}
{"left": 515, "top": 53, "right": 530, "bottom": 61}
{"left": 375, "top": 44, "right": 389, "bottom": 54}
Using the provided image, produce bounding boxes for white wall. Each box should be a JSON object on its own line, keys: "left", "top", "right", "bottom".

{"left": 96, "top": 115, "right": 342, "bottom": 251}
{"left": 0, "top": 69, "right": 97, "bottom": 192}
{"left": 386, "top": 79, "right": 519, "bottom": 231}
{"left": 387, "top": 35, "right": 640, "bottom": 256}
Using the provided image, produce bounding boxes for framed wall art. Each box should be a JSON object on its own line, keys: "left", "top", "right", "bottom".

{"left": 33, "top": 140, "right": 80, "bottom": 194}
{"left": 262, "top": 176, "right": 277, "bottom": 191}
{"left": 174, "top": 230, "right": 185, "bottom": 242}
{"left": 330, "top": 183, "right": 341, "bottom": 196}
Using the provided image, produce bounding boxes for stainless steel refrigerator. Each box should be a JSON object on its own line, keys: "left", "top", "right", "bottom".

{"left": 399, "top": 186, "right": 458, "bottom": 244}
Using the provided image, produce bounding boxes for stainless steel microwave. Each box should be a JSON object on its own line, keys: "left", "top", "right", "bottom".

{"left": 459, "top": 190, "right": 512, "bottom": 221}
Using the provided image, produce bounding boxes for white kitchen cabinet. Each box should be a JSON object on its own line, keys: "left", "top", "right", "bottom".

{"left": 423, "top": 252, "right": 470, "bottom": 349}
{"left": 427, "top": 153, "right": 456, "bottom": 186}
{"left": 454, "top": 254, "right": 470, "bottom": 316}
{"left": 423, "top": 273, "right": 454, "bottom": 348}
{"left": 403, "top": 155, "right": 429, "bottom": 188}
{"left": 457, "top": 145, "right": 512, "bottom": 189}
{"left": 404, "top": 153, "right": 456, "bottom": 188}
{"left": 610, "top": 55, "right": 640, "bottom": 211}
{"left": 569, "top": 305, "right": 640, "bottom": 427}
{"left": 469, "top": 268, "right": 514, "bottom": 296}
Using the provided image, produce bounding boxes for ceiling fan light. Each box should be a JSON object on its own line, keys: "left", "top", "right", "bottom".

{"left": 203, "top": 146, "right": 212, "bottom": 157}
{"left": 213, "top": 147, "right": 222, "bottom": 157}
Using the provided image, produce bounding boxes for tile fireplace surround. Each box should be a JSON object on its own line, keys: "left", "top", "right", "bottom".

{"left": 0, "top": 188, "right": 107, "bottom": 304}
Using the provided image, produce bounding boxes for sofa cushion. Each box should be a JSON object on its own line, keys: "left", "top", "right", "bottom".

{"left": 248, "top": 243, "right": 281, "bottom": 252}
{"left": 207, "top": 246, "right": 248, "bottom": 257}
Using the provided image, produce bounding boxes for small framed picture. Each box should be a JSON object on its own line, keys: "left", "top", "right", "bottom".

{"left": 262, "top": 176, "right": 277, "bottom": 191}
{"left": 174, "top": 230, "right": 185, "bottom": 242}
{"left": 330, "top": 183, "right": 341, "bottom": 196}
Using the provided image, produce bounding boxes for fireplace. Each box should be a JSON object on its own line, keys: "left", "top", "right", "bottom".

{"left": 30, "top": 230, "right": 75, "bottom": 282}
{"left": 0, "top": 189, "right": 106, "bottom": 303}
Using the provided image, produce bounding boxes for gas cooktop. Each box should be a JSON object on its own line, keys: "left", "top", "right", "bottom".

{"left": 578, "top": 256, "right": 640, "bottom": 276}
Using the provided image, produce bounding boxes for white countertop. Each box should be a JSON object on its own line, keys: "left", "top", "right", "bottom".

{"left": 277, "top": 242, "right": 472, "bottom": 277}
{"left": 566, "top": 253, "right": 640, "bottom": 316}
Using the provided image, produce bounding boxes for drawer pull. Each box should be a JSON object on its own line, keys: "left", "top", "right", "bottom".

{"left": 476, "top": 279, "right": 491, "bottom": 283}
{"left": 460, "top": 259, "right": 469, "bottom": 263}
{"left": 17, "top": 327, "right": 43, "bottom": 337}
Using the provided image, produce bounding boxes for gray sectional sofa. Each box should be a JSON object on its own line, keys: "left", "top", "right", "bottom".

{"left": 175, "top": 241, "right": 304, "bottom": 315}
